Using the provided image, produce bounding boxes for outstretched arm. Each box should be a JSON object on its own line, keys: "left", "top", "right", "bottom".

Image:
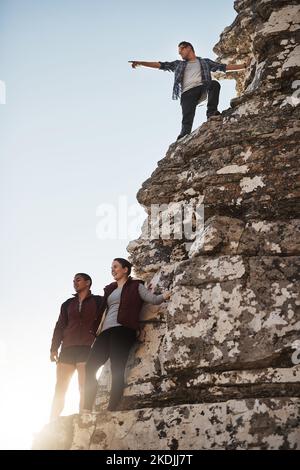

{"left": 138, "top": 283, "right": 170, "bottom": 304}
{"left": 129, "top": 60, "right": 161, "bottom": 69}
{"left": 226, "top": 62, "right": 249, "bottom": 71}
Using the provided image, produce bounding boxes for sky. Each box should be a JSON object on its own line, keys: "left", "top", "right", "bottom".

{"left": 0, "top": 0, "right": 236, "bottom": 449}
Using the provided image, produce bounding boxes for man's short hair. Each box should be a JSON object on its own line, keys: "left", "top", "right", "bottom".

{"left": 178, "top": 41, "right": 195, "bottom": 52}
{"left": 75, "top": 273, "right": 92, "bottom": 287}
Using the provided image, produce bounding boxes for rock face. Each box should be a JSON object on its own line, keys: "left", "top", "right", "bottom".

{"left": 33, "top": 0, "right": 300, "bottom": 450}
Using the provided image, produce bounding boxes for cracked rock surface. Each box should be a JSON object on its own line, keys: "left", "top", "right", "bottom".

{"left": 33, "top": 0, "right": 300, "bottom": 450}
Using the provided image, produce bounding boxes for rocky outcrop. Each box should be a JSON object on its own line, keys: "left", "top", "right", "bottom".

{"left": 33, "top": 0, "right": 300, "bottom": 450}
{"left": 33, "top": 397, "right": 300, "bottom": 450}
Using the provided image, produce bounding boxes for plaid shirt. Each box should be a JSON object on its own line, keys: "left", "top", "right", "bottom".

{"left": 159, "top": 57, "right": 226, "bottom": 100}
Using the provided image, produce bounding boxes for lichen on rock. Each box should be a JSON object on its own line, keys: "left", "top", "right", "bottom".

{"left": 33, "top": 0, "right": 300, "bottom": 450}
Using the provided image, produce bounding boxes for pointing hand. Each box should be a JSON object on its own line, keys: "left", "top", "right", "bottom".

{"left": 128, "top": 61, "right": 140, "bottom": 69}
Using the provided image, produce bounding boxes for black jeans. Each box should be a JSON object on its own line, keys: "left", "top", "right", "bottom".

{"left": 179, "top": 80, "right": 221, "bottom": 138}
{"left": 84, "top": 326, "right": 136, "bottom": 411}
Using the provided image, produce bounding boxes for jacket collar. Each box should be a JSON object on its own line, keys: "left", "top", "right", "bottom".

{"left": 72, "top": 290, "right": 92, "bottom": 299}
{"left": 104, "top": 276, "right": 133, "bottom": 293}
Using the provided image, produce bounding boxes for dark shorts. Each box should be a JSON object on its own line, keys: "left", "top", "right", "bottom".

{"left": 58, "top": 346, "right": 91, "bottom": 365}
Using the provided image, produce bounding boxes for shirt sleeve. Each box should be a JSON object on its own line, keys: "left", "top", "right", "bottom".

{"left": 159, "top": 60, "right": 180, "bottom": 72}
{"left": 50, "top": 302, "right": 68, "bottom": 352}
{"left": 92, "top": 295, "right": 105, "bottom": 335}
{"left": 205, "top": 58, "right": 227, "bottom": 73}
{"left": 138, "top": 283, "right": 165, "bottom": 305}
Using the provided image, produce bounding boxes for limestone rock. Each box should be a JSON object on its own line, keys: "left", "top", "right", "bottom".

{"left": 33, "top": 0, "right": 300, "bottom": 450}
{"left": 33, "top": 398, "right": 300, "bottom": 450}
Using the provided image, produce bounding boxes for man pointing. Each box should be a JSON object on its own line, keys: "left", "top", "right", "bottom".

{"left": 129, "top": 41, "right": 247, "bottom": 140}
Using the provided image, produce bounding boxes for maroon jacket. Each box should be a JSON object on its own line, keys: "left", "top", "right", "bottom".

{"left": 50, "top": 292, "right": 103, "bottom": 352}
{"left": 100, "top": 277, "right": 144, "bottom": 331}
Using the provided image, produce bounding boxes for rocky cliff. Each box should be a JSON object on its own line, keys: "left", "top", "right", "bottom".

{"left": 33, "top": 0, "right": 300, "bottom": 450}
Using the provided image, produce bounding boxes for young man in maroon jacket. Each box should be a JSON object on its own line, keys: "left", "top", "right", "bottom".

{"left": 49, "top": 273, "right": 102, "bottom": 421}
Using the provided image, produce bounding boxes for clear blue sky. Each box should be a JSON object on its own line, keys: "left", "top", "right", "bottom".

{"left": 0, "top": 0, "right": 236, "bottom": 449}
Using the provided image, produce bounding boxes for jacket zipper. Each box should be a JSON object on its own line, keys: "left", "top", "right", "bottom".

{"left": 79, "top": 298, "right": 83, "bottom": 341}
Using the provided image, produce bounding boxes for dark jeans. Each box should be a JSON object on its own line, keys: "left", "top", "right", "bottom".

{"left": 178, "top": 80, "right": 221, "bottom": 138}
{"left": 84, "top": 326, "right": 136, "bottom": 411}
